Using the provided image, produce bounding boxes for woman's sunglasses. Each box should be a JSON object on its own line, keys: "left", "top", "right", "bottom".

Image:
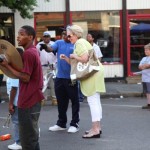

{"left": 67, "top": 34, "right": 73, "bottom": 38}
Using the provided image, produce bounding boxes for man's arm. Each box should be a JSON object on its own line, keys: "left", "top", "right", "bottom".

{"left": 9, "top": 87, "right": 17, "bottom": 114}
{"left": 139, "top": 64, "right": 150, "bottom": 70}
{"left": 0, "top": 59, "right": 30, "bottom": 82}
{"left": 39, "top": 43, "right": 54, "bottom": 53}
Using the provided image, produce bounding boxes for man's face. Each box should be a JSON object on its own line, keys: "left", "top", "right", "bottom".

{"left": 87, "top": 34, "right": 93, "bottom": 43}
{"left": 62, "top": 31, "right": 70, "bottom": 43}
{"left": 43, "top": 35, "right": 51, "bottom": 44}
{"left": 17, "top": 28, "right": 32, "bottom": 47}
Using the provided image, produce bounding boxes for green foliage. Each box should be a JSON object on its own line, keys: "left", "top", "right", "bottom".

{"left": 0, "top": 0, "right": 50, "bottom": 18}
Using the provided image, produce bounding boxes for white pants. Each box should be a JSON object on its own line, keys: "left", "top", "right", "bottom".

{"left": 87, "top": 92, "right": 102, "bottom": 122}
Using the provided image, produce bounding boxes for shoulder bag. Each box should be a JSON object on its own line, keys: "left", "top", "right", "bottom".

{"left": 70, "top": 49, "right": 100, "bottom": 81}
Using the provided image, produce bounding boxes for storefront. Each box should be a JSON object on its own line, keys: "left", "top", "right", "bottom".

{"left": 0, "top": 0, "right": 150, "bottom": 79}
{"left": 127, "top": 10, "right": 150, "bottom": 76}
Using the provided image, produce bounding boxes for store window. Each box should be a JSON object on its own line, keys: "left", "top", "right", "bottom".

{"left": 129, "top": 9, "right": 150, "bottom": 15}
{"left": 0, "top": 13, "right": 14, "bottom": 45}
{"left": 129, "top": 11, "right": 150, "bottom": 72}
{"left": 34, "top": 12, "right": 65, "bottom": 43}
{"left": 72, "top": 11, "right": 121, "bottom": 63}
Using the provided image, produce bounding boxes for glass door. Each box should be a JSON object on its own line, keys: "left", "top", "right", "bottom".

{"left": 129, "top": 16, "right": 150, "bottom": 74}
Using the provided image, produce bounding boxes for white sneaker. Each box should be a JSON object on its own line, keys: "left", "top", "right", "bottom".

{"left": 8, "top": 142, "right": 22, "bottom": 150}
{"left": 67, "top": 126, "right": 79, "bottom": 133}
{"left": 49, "top": 125, "right": 66, "bottom": 131}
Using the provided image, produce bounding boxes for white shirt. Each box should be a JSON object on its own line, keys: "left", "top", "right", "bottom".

{"left": 36, "top": 41, "right": 56, "bottom": 65}
{"left": 93, "top": 43, "right": 103, "bottom": 58}
{"left": 139, "top": 56, "right": 150, "bottom": 82}
{"left": 6, "top": 78, "right": 19, "bottom": 106}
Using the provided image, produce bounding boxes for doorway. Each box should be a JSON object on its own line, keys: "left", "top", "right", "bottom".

{"left": 0, "top": 13, "right": 14, "bottom": 45}
{"left": 128, "top": 15, "right": 150, "bottom": 75}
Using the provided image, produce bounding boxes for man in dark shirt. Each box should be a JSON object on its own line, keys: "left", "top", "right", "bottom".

{"left": 1, "top": 25, "right": 44, "bottom": 150}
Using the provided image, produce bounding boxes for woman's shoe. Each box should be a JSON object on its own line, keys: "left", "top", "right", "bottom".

{"left": 85, "top": 130, "right": 102, "bottom": 134}
{"left": 82, "top": 133, "right": 100, "bottom": 139}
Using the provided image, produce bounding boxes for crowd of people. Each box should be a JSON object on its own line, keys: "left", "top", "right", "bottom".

{"left": 0, "top": 23, "right": 149, "bottom": 149}
{"left": 0, "top": 24, "right": 106, "bottom": 150}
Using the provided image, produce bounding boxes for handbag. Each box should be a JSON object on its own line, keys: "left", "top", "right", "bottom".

{"left": 70, "top": 49, "right": 100, "bottom": 81}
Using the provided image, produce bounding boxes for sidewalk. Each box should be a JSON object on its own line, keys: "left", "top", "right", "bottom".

{"left": 101, "top": 81, "right": 143, "bottom": 98}
{"left": 0, "top": 81, "right": 144, "bottom": 102}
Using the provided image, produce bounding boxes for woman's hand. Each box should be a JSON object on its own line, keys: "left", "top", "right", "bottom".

{"left": 70, "top": 54, "right": 77, "bottom": 59}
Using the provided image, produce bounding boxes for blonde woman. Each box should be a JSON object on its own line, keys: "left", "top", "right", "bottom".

{"left": 60, "top": 25, "right": 106, "bottom": 138}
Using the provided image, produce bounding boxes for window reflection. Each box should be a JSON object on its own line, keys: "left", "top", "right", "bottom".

{"left": 72, "top": 11, "right": 120, "bottom": 63}
{"left": 130, "top": 20, "right": 150, "bottom": 72}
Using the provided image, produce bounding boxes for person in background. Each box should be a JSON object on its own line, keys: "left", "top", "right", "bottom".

{"left": 42, "top": 30, "right": 80, "bottom": 133}
{"left": 139, "top": 43, "right": 150, "bottom": 109}
{"left": 0, "top": 69, "right": 4, "bottom": 103}
{"left": 36, "top": 31, "right": 56, "bottom": 67}
{"left": 61, "top": 31, "right": 67, "bottom": 40}
{"left": 87, "top": 33, "right": 103, "bottom": 61}
{"left": 7, "top": 48, "right": 23, "bottom": 150}
{"left": 61, "top": 25, "right": 105, "bottom": 138}
{"left": 0, "top": 25, "right": 44, "bottom": 150}
{"left": 36, "top": 31, "right": 57, "bottom": 105}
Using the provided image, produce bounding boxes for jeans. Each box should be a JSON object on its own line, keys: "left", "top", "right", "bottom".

{"left": 11, "top": 106, "right": 20, "bottom": 143}
{"left": 55, "top": 78, "right": 80, "bottom": 128}
{"left": 18, "top": 102, "right": 41, "bottom": 150}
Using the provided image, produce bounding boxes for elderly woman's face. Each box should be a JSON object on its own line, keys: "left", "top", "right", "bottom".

{"left": 67, "top": 30, "right": 78, "bottom": 44}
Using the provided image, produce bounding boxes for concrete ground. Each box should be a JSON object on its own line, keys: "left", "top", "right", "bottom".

{"left": 0, "top": 96, "right": 149, "bottom": 150}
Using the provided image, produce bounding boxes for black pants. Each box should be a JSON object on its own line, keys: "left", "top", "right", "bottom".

{"left": 55, "top": 78, "right": 80, "bottom": 128}
{"left": 18, "top": 102, "right": 41, "bottom": 150}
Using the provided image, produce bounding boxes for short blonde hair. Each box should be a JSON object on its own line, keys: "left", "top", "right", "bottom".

{"left": 144, "top": 43, "right": 150, "bottom": 49}
{"left": 67, "top": 25, "right": 83, "bottom": 38}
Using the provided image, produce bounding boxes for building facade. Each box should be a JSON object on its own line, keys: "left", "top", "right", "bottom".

{"left": 0, "top": 0, "right": 150, "bottom": 78}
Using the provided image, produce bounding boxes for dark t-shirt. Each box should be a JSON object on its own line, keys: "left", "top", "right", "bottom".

{"left": 18, "top": 45, "right": 44, "bottom": 108}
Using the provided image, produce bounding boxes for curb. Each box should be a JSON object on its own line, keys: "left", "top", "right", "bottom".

{"left": 101, "top": 92, "right": 144, "bottom": 98}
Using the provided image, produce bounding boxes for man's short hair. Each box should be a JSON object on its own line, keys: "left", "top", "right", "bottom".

{"left": 21, "top": 25, "right": 36, "bottom": 40}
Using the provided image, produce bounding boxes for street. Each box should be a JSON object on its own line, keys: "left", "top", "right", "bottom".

{"left": 0, "top": 97, "right": 150, "bottom": 150}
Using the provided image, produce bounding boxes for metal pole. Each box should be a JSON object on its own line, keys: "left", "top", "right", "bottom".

{"left": 65, "top": 0, "right": 70, "bottom": 25}
{"left": 122, "top": 0, "right": 128, "bottom": 78}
